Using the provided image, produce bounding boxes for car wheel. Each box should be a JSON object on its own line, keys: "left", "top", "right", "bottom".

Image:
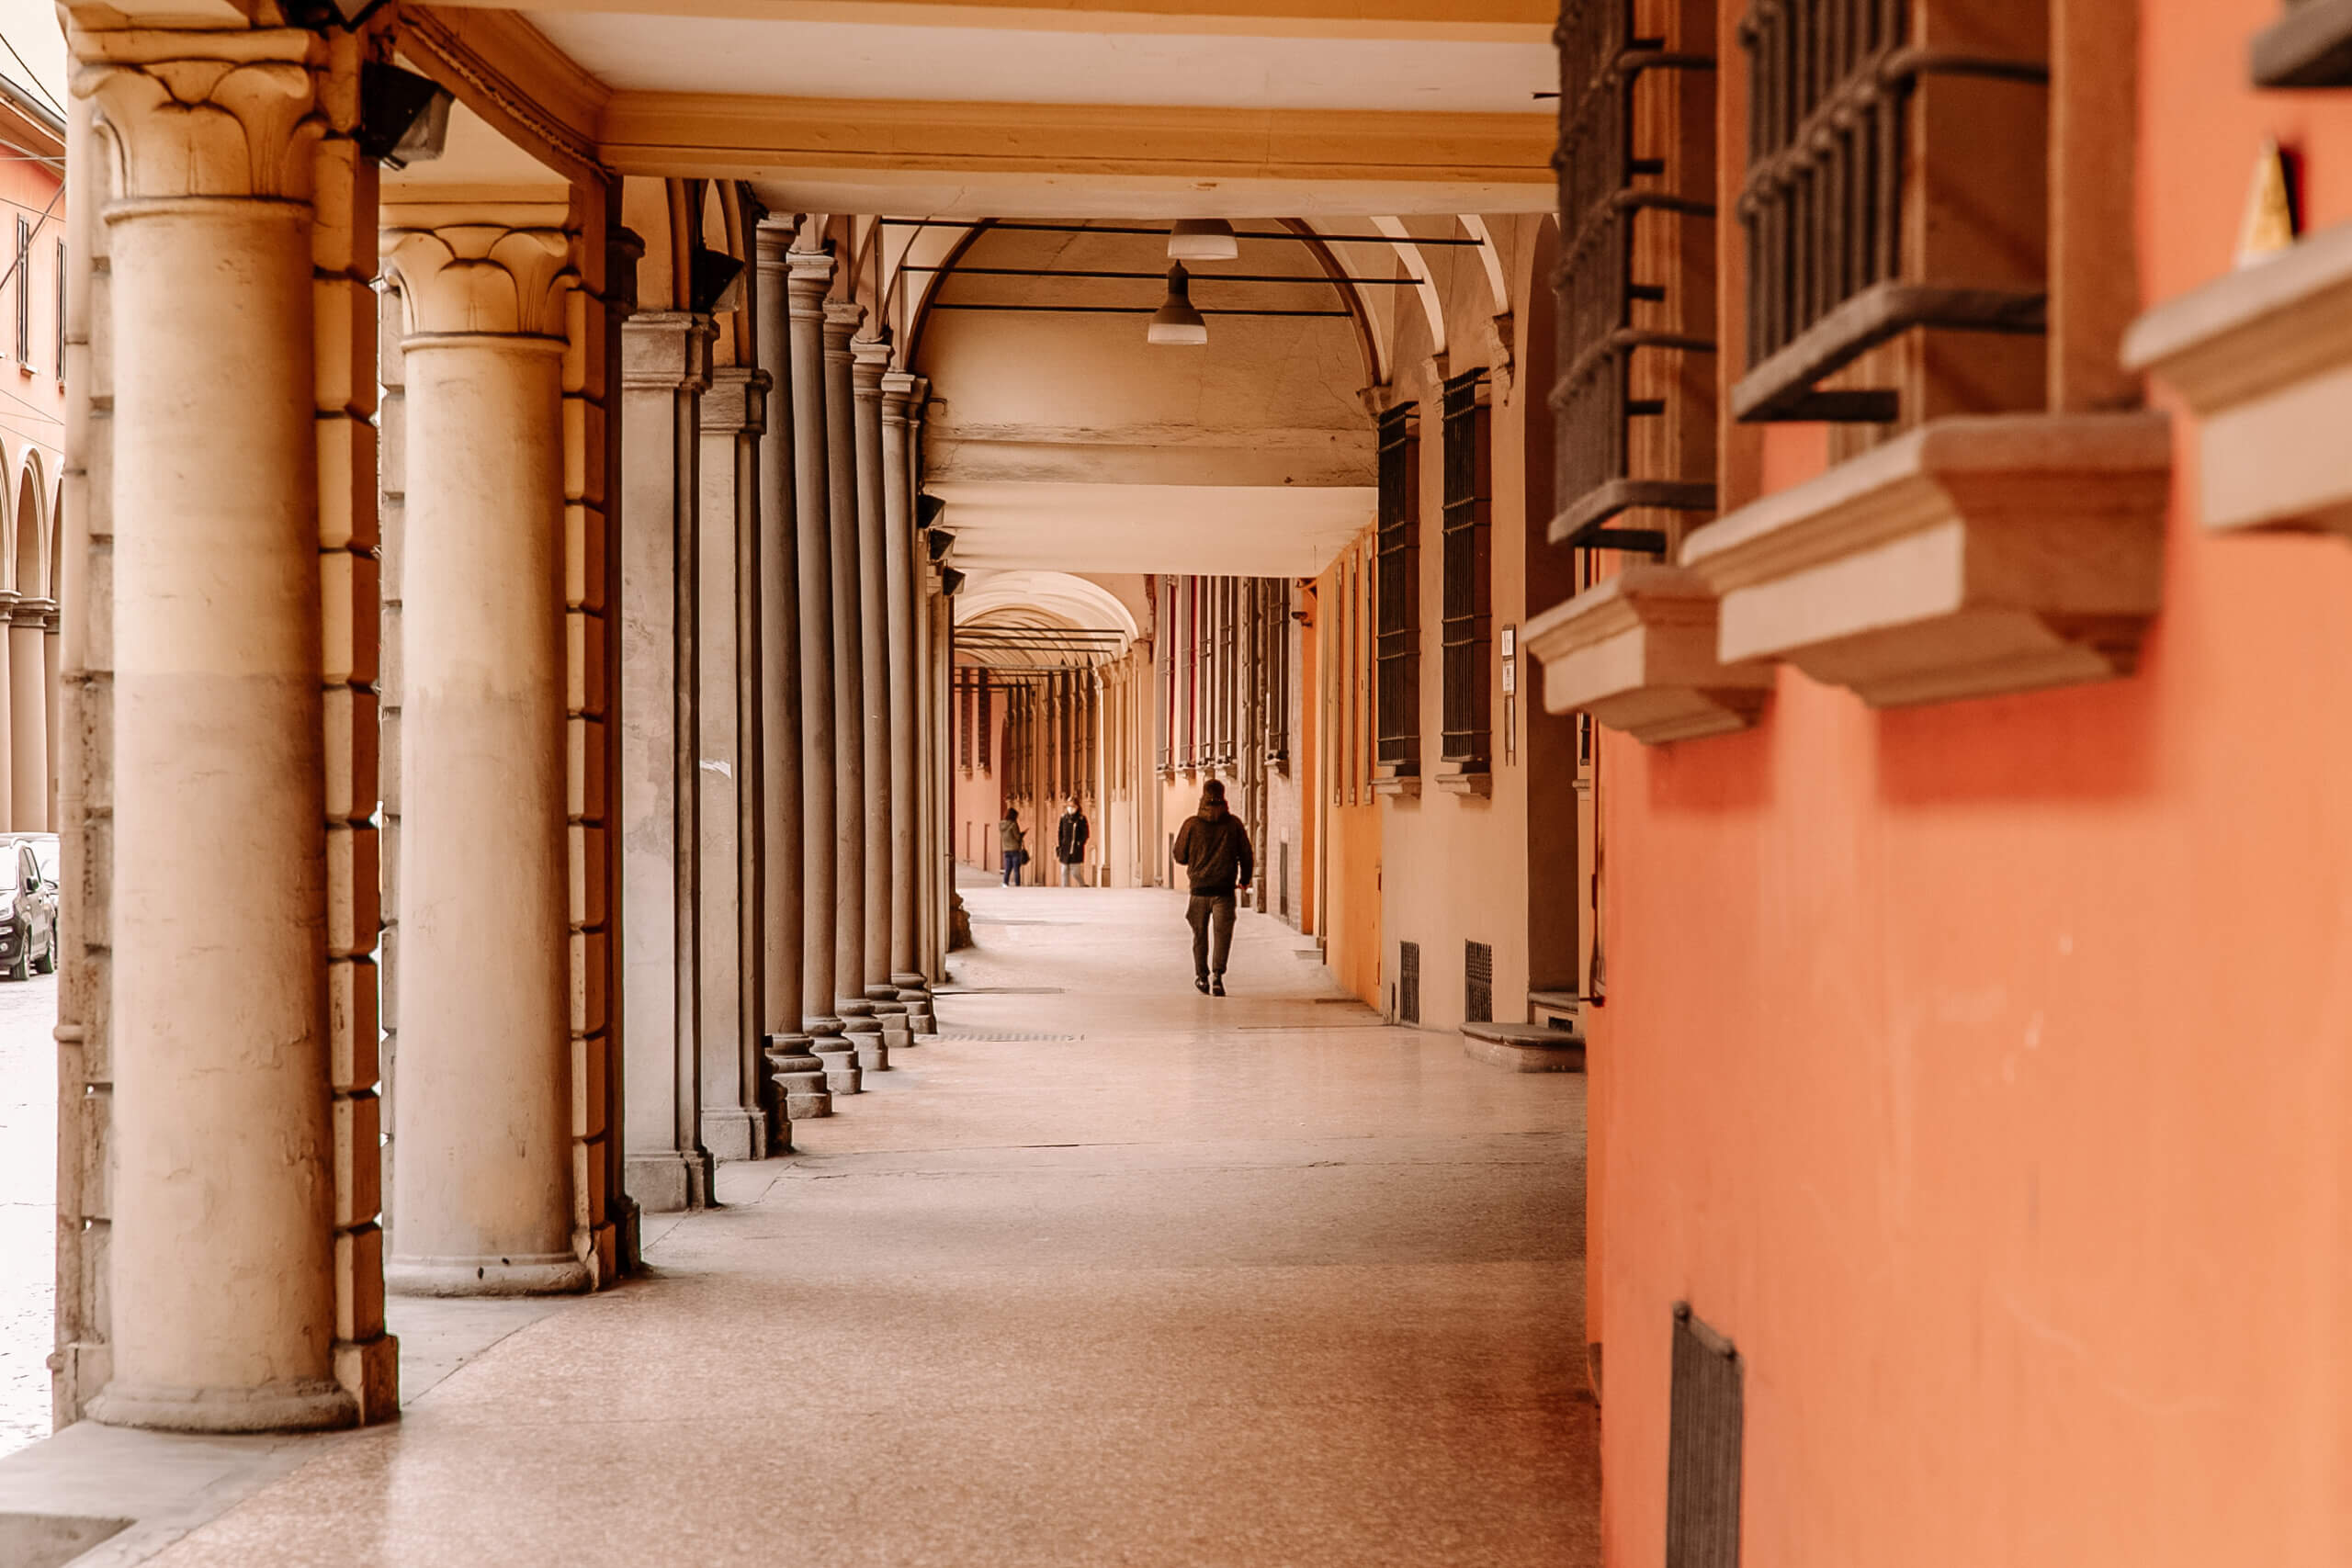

{"left": 6, "top": 926, "right": 28, "bottom": 982}
{"left": 33, "top": 925, "right": 54, "bottom": 975}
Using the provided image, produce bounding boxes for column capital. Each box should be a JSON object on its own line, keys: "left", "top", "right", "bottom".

{"left": 753, "top": 220, "right": 797, "bottom": 270}
{"left": 822, "top": 299, "right": 865, "bottom": 355}
{"left": 786, "top": 248, "right": 833, "bottom": 316}
{"left": 851, "top": 335, "right": 891, "bottom": 396}
{"left": 880, "top": 369, "right": 918, "bottom": 423}
{"left": 381, "top": 204, "right": 577, "bottom": 344}
{"left": 74, "top": 27, "right": 323, "bottom": 207}
{"left": 621, "top": 310, "right": 715, "bottom": 392}
{"left": 703, "top": 365, "right": 771, "bottom": 437}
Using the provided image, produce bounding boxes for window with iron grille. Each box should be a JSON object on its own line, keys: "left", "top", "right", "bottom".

{"left": 1183, "top": 577, "right": 1200, "bottom": 769}
{"left": 1374, "top": 405, "right": 1420, "bottom": 776}
{"left": 1218, "top": 578, "right": 1240, "bottom": 767}
{"left": 1396, "top": 939, "right": 1421, "bottom": 1025}
{"left": 52, "top": 239, "right": 64, "bottom": 380}
{"left": 1441, "top": 371, "right": 1493, "bottom": 773}
{"left": 957, "top": 672, "right": 974, "bottom": 773}
{"left": 1735, "top": 0, "right": 2050, "bottom": 423}
{"left": 1554, "top": 0, "right": 1717, "bottom": 554}
{"left": 978, "top": 672, "right": 992, "bottom": 774}
{"left": 1263, "top": 578, "right": 1291, "bottom": 765}
{"left": 1666, "top": 1303, "right": 1743, "bottom": 1568}
{"left": 1158, "top": 578, "right": 1175, "bottom": 772}
{"left": 2254, "top": 0, "right": 2352, "bottom": 86}
{"left": 1464, "top": 940, "right": 1494, "bottom": 1024}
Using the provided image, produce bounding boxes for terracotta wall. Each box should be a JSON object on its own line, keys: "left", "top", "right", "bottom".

{"left": 949, "top": 691, "right": 1006, "bottom": 874}
{"left": 1594, "top": 3, "right": 2352, "bottom": 1563}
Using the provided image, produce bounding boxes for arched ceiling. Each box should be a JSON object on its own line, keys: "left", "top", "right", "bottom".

{"left": 955, "top": 570, "right": 1139, "bottom": 670}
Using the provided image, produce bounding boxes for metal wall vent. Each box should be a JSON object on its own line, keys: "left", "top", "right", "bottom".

{"left": 1279, "top": 840, "right": 1291, "bottom": 919}
{"left": 1397, "top": 940, "right": 1420, "bottom": 1024}
{"left": 1464, "top": 940, "right": 1494, "bottom": 1024}
{"left": 1666, "top": 1303, "right": 1743, "bottom": 1568}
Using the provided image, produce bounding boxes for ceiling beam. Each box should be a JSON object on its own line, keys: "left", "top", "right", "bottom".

{"left": 598, "top": 91, "right": 1553, "bottom": 193}
{"left": 421, "top": 0, "right": 1551, "bottom": 44}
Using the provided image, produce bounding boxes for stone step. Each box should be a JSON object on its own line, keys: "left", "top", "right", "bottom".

{"left": 1462, "top": 1021, "right": 1587, "bottom": 1074}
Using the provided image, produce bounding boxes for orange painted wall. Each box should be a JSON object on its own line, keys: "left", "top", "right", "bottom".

{"left": 1595, "top": 4, "right": 2352, "bottom": 1564}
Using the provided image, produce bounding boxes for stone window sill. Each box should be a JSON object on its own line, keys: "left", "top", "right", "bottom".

{"left": 1370, "top": 771, "right": 1421, "bottom": 799}
{"left": 1679, "top": 412, "right": 2173, "bottom": 709}
{"left": 1435, "top": 768, "right": 1493, "bottom": 797}
{"left": 2124, "top": 220, "right": 2352, "bottom": 536}
{"left": 1523, "top": 566, "right": 1773, "bottom": 744}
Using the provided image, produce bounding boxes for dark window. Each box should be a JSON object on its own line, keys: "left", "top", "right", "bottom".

{"left": 1554, "top": 0, "right": 1716, "bottom": 552}
{"left": 1157, "top": 577, "right": 1174, "bottom": 773}
{"left": 2254, "top": 0, "right": 2352, "bottom": 86}
{"left": 1218, "top": 578, "right": 1239, "bottom": 767}
{"left": 1440, "top": 370, "right": 1492, "bottom": 773}
{"left": 1263, "top": 578, "right": 1291, "bottom": 765}
{"left": 14, "top": 218, "right": 28, "bottom": 363}
{"left": 978, "top": 672, "right": 992, "bottom": 775}
{"left": 52, "top": 238, "right": 63, "bottom": 379}
{"left": 957, "top": 672, "right": 973, "bottom": 772}
{"left": 1735, "top": 0, "right": 2050, "bottom": 423}
{"left": 1396, "top": 939, "right": 1421, "bottom": 1025}
{"left": 1666, "top": 1303, "right": 1743, "bottom": 1568}
{"left": 1464, "top": 940, "right": 1493, "bottom": 1025}
{"left": 1374, "top": 405, "right": 1420, "bottom": 776}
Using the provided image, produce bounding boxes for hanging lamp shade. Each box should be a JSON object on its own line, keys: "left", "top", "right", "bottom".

{"left": 1168, "top": 218, "right": 1239, "bottom": 262}
{"left": 1147, "top": 264, "right": 1209, "bottom": 346}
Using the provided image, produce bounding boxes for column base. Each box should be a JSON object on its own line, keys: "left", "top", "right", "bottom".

{"left": 700, "top": 1107, "right": 770, "bottom": 1164}
{"left": 805, "top": 1017, "right": 860, "bottom": 1094}
{"left": 766, "top": 1032, "right": 834, "bottom": 1120}
{"left": 627, "top": 1150, "right": 714, "bottom": 1213}
{"left": 388, "top": 1252, "right": 594, "bottom": 1297}
{"left": 842, "top": 1015, "right": 888, "bottom": 1072}
{"left": 88, "top": 1378, "right": 358, "bottom": 1435}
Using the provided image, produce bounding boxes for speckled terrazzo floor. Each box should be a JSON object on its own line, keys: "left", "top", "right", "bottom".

{"left": 139, "top": 877, "right": 1598, "bottom": 1567}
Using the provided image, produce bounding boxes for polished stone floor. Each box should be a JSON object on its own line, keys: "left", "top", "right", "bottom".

{"left": 88, "top": 877, "right": 1598, "bottom": 1566}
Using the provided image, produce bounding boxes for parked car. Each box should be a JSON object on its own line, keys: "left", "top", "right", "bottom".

{"left": 0, "top": 833, "right": 57, "bottom": 980}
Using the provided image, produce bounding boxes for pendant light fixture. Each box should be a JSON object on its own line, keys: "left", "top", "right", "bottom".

{"left": 1147, "top": 264, "right": 1209, "bottom": 346}
{"left": 1168, "top": 218, "right": 1239, "bottom": 262}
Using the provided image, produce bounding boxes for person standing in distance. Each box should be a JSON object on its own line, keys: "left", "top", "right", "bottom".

{"left": 1171, "top": 779, "right": 1252, "bottom": 996}
{"left": 1056, "top": 797, "right": 1091, "bottom": 887}
{"left": 999, "top": 807, "right": 1026, "bottom": 886}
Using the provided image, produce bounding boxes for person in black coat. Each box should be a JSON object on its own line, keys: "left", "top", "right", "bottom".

{"left": 1055, "top": 798, "right": 1091, "bottom": 887}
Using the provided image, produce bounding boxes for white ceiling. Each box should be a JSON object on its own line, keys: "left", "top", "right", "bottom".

{"left": 526, "top": 12, "right": 1552, "bottom": 110}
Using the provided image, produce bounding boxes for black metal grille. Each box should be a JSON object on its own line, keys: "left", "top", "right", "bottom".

{"left": 1735, "top": 0, "right": 2050, "bottom": 422}
{"left": 1263, "top": 579, "right": 1291, "bottom": 764}
{"left": 1279, "top": 840, "right": 1290, "bottom": 919}
{"left": 1440, "top": 372, "right": 1492, "bottom": 773}
{"left": 977, "top": 673, "right": 991, "bottom": 774}
{"left": 1374, "top": 406, "right": 1419, "bottom": 775}
{"left": 1666, "top": 1303, "right": 1743, "bottom": 1568}
{"left": 1397, "top": 940, "right": 1420, "bottom": 1025}
{"left": 1553, "top": 0, "right": 1715, "bottom": 550}
{"left": 1465, "top": 940, "right": 1493, "bottom": 1025}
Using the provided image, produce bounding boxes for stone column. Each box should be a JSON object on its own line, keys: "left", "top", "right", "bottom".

{"left": 619, "top": 310, "right": 716, "bottom": 1212}
{"left": 786, "top": 252, "right": 855, "bottom": 1092}
{"left": 823, "top": 299, "right": 882, "bottom": 1068}
{"left": 9, "top": 600, "right": 46, "bottom": 831}
{"left": 880, "top": 371, "right": 919, "bottom": 979}
{"left": 696, "top": 364, "right": 773, "bottom": 1161}
{"left": 0, "top": 593, "right": 19, "bottom": 833}
{"left": 80, "top": 29, "right": 350, "bottom": 1430}
{"left": 851, "top": 340, "right": 908, "bottom": 1051}
{"left": 380, "top": 209, "right": 585, "bottom": 1292}
{"left": 40, "top": 604, "right": 57, "bottom": 829}
{"left": 751, "top": 225, "right": 829, "bottom": 1119}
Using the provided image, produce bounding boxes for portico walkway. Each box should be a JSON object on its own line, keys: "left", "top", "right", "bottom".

{"left": 68, "top": 880, "right": 1597, "bottom": 1566}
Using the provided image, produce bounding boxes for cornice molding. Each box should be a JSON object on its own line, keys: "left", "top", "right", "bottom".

{"left": 1522, "top": 566, "right": 1772, "bottom": 745}
{"left": 416, "top": 0, "right": 1551, "bottom": 41}
{"left": 400, "top": 6, "right": 609, "bottom": 188}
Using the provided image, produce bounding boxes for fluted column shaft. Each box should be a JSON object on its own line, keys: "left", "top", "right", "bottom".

{"left": 618, "top": 310, "right": 716, "bottom": 1213}
{"left": 380, "top": 209, "right": 584, "bottom": 1292}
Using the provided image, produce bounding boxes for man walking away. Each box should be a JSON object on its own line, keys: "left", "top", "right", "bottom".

{"left": 1171, "top": 779, "right": 1252, "bottom": 996}
{"left": 999, "top": 808, "right": 1026, "bottom": 886}
{"left": 1056, "top": 797, "right": 1091, "bottom": 887}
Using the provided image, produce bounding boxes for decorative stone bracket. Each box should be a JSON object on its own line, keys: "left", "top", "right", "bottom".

{"left": 2123, "top": 219, "right": 2352, "bottom": 537}
{"left": 1679, "top": 412, "right": 2173, "bottom": 709}
{"left": 1523, "top": 565, "right": 1772, "bottom": 744}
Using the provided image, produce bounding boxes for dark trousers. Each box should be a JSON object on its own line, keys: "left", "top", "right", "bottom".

{"left": 1001, "top": 852, "right": 1022, "bottom": 886}
{"left": 1186, "top": 892, "right": 1236, "bottom": 979}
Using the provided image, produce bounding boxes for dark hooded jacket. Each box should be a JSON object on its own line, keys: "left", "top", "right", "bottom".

{"left": 1171, "top": 792, "right": 1253, "bottom": 897}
